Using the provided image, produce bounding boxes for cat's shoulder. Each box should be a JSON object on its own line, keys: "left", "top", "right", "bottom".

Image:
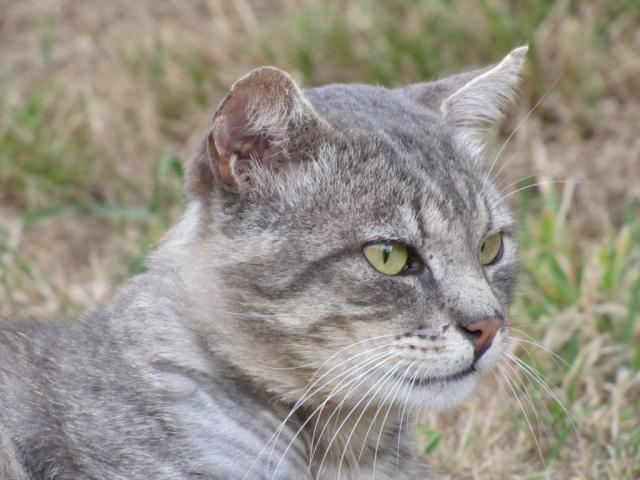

{"left": 0, "top": 315, "right": 83, "bottom": 356}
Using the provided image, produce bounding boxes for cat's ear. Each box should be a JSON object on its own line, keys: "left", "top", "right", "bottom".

{"left": 187, "top": 67, "right": 325, "bottom": 199}
{"left": 402, "top": 46, "right": 528, "bottom": 151}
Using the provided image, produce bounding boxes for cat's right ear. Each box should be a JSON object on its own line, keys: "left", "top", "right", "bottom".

{"left": 401, "top": 46, "right": 528, "bottom": 154}
{"left": 186, "top": 67, "right": 326, "bottom": 200}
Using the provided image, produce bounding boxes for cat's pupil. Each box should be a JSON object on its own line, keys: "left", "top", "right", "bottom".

{"left": 382, "top": 244, "right": 392, "bottom": 263}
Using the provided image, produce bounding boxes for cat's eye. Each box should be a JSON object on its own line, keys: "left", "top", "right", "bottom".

{"left": 480, "top": 232, "right": 503, "bottom": 266}
{"left": 363, "top": 242, "right": 409, "bottom": 275}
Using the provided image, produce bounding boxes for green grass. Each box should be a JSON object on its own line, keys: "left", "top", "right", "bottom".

{"left": 511, "top": 186, "right": 640, "bottom": 476}
{"left": 0, "top": 87, "right": 101, "bottom": 209}
{"left": 260, "top": 0, "right": 554, "bottom": 85}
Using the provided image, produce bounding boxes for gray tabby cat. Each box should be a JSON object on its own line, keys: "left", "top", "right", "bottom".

{"left": 0, "top": 46, "right": 527, "bottom": 479}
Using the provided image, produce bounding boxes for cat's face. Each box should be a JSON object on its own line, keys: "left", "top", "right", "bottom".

{"left": 183, "top": 48, "right": 526, "bottom": 411}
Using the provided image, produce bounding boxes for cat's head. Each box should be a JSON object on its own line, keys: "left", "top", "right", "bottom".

{"left": 177, "top": 47, "right": 527, "bottom": 411}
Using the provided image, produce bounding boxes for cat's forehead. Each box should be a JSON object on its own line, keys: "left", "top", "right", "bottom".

{"left": 353, "top": 153, "right": 490, "bottom": 244}
{"left": 305, "top": 84, "right": 444, "bottom": 144}
{"left": 303, "top": 86, "right": 490, "bottom": 235}
{"left": 246, "top": 84, "right": 510, "bottom": 245}
{"left": 305, "top": 83, "right": 484, "bottom": 204}
{"left": 287, "top": 141, "right": 493, "bottom": 253}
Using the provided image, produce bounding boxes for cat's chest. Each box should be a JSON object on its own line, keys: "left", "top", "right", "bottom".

{"left": 157, "top": 370, "right": 308, "bottom": 479}
{"left": 154, "top": 370, "right": 430, "bottom": 479}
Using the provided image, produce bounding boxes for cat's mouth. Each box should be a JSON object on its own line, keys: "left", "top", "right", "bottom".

{"left": 391, "top": 364, "right": 476, "bottom": 387}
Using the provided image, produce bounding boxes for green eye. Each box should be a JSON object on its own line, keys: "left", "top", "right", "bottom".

{"left": 363, "top": 242, "right": 409, "bottom": 275}
{"left": 480, "top": 232, "right": 503, "bottom": 266}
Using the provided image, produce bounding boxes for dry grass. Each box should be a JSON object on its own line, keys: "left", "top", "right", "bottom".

{"left": 1, "top": 1, "right": 639, "bottom": 478}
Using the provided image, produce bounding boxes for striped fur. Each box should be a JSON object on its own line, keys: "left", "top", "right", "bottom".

{"left": 0, "top": 47, "right": 526, "bottom": 479}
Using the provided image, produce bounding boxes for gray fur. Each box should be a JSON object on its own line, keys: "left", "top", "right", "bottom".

{"left": 0, "top": 47, "right": 526, "bottom": 479}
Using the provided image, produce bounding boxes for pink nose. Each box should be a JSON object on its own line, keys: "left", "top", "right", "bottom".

{"left": 459, "top": 318, "right": 502, "bottom": 359}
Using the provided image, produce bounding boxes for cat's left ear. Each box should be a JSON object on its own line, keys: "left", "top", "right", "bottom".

{"left": 187, "top": 67, "right": 329, "bottom": 201}
{"left": 402, "top": 46, "right": 528, "bottom": 152}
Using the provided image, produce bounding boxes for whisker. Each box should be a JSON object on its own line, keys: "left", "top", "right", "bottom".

{"left": 219, "top": 310, "right": 397, "bottom": 372}
{"left": 395, "top": 363, "right": 419, "bottom": 468}
{"left": 244, "top": 341, "right": 395, "bottom": 480}
{"left": 266, "top": 337, "right": 400, "bottom": 452}
{"left": 498, "top": 365, "right": 546, "bottom": 465}
{"left": 306, "top": 351, "right": 397, "bottom": 459}
{"left": 497, "top": 172, "right": 543, "bottom": 197}
{"left": 510, "top": 332, "right": 584, "bottom": 381}
{"left": 483, "top": 69, "right": 565, "bottom": 193}
{"left": 335, "top": 361, "right": 416, "bottom": 479}
{"left": 506, "top": 352, "right": 583, "bottom": 452}
{"left": 305, "top": 335, "right": 399, "bottom": 384}
{"left": 303, "top": 353, "right": 399, "bottom": 479}
{"left": 503, "top": 320, "right": 558, "bottom": 327}
{"left": 498, "top": 180, "right": 579, "bottom": 203}
{"left": 267, "top": 349, "right": 398, "bottom": 479}
{"left": 501, "top": 358, "right": 553, "bottom": 446}
{"left": 372, "top": 360, "right": 414, "bottom": 479}
{"left": 490, "top": 152, "right": 519, "bottom": 191}
{"left": 355, "top": 366, "right": 409, "bottom": 464}
{"left": 300, "top": 345, "right": 400, "bottom": 464}
{"left": 505, "top": 352, "right": 581, "bottom": 437}
{"left": 494, "top": 367, "right": 550, "bottom": 462}
{"left": 312, "top": 359, "right": 404, "bottom": 480}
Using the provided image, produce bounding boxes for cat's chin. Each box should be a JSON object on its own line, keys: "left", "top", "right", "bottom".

{"left": 398, "top": 351, "right": 503, "bottom": 411}
{"left": 401, "top": 373, "right": 480, "bottom": 411}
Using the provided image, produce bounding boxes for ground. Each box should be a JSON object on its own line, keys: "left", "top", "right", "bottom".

{"left": 0, "top": 1, "right": 639, "bottom": 478}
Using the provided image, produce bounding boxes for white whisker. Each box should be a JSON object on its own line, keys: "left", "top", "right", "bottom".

{"left": 302, "top": 348, "right": 398, "bottom": 466}
{"left": 268, "top": 349, "right": 398, "bottom": 479}
{"left": 510, "top": 332, "right": 584, "bottom": 382}
{"left": 335, "top": 361, "right": 416, "bottom": 479}
{"left": 312, "top": 359, "right": 404, "bottom": 479}
{"left": 482, "top": 69, "right": 565, "bottom": 194}
{"left": 372, "top": 360, "right": 414, "bottom": 479}
{"left": 497, "top": 172, "right": 542, "bottom": 197}
{"left": 395, "top": 364, "right": 419, "bottom": 468}
{"left": 263, "top": 340, "right": 398, "bottom": 470}
{"left": 244, "top": 339, "right": 396, "bottom": 480}
{"left": 505, "top": 352, "right": 580, "bottom": 437}
{"left": 501, "top": 358, "right": 553, "bottom": 445}
{"left": 498, "top": 365, "right": 546, "bottom": 465}
{"left": 498, "top": 180, "right": 578, "bottom": 203}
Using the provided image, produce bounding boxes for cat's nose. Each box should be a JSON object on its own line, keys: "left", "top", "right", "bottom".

{"left": 458, "top": 317, "right": 503, "bottom": 359}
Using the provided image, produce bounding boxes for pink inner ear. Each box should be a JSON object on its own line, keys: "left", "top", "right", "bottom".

{"left": 208, "top": 85, "right": 264, "bottom": 188}
{"left": 209, "top": 106, "right": 287, "bottom": 189}
{"left": 205, "top": 67, "right": 317, "bottom": 191}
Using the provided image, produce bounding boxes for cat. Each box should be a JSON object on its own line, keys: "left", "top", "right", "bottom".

{"left": 0, "top": 46, "right": 527, "bottom": 479}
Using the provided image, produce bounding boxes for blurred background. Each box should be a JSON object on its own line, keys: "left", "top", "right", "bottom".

{"left": 0, "top": 0, "right": 639, "bottom": 477}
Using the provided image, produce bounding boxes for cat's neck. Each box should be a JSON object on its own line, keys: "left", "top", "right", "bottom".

{"left": 298, "top": 401, "right": 409, "bottom": 478}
